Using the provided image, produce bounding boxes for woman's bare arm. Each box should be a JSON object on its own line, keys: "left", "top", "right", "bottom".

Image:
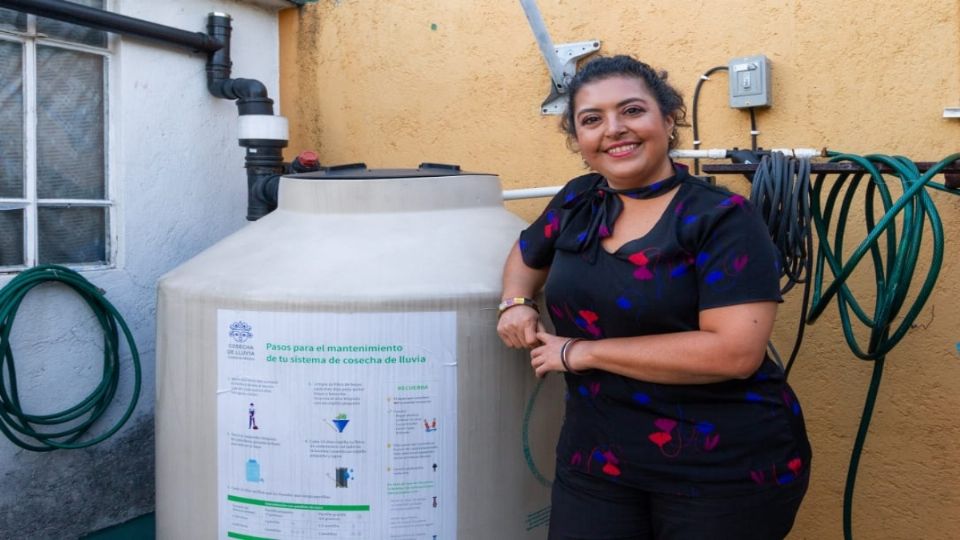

{"left": 497, "top": 241, "right": 549, "bottom": 349}
{"left": 530, "top": 301, "right": 777, "bottom": 383}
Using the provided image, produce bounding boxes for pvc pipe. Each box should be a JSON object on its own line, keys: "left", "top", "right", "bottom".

{"left": 669, "top": 148, "right": 821, "bottom": 159}
{"left": 502, "top": 187, "right": 562, "bottom": 201}
{"left": 502, "top": 148, "right": 824, "bottom": 200}
{"left": 0, "top": 0, "right": 223, "bottom": 52}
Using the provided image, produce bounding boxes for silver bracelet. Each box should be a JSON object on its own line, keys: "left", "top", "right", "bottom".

{"left": 559, "top": 338, "right": 584, "bottom": 375}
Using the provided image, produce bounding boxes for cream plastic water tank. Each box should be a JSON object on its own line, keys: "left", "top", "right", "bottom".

{"left": 156, "top": 165, "right": 563, "bottom": 539}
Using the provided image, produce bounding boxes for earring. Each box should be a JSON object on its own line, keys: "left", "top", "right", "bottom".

{"left": 669, "top": 133, "right": 676, "bottom": 141}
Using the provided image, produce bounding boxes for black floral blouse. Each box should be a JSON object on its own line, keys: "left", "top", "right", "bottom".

{"left": 519, "top": 165, "right": 811, "bottom": 496}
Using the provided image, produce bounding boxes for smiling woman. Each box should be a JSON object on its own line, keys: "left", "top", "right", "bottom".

{"left": 570, "top": 77, "right": 675, "bottom": 190}
{"left": 497, "top": 55, "right": 811, "bottom": 540}
{"left": 560, "top": 57, "right": 685, "bottom": 190}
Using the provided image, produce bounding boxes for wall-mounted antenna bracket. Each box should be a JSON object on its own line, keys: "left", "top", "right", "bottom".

{"left": 519, "top": 0, "right": 600, "bottom": 115}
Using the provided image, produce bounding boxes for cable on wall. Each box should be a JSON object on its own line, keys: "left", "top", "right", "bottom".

{"left": 691, "top": 66, "right": 761, "bottom": 175}
{"left": 691, "top": 66, "right": 727, "bottom": 175}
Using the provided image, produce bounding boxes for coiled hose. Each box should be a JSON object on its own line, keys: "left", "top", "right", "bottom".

{"left": 0, "top": 265, "right": 141, "bottom": 451}
{"left": 751, "top": 153, "right": 814, "bottom": 375}
{"left": 753, "top": 151, "right": 960, "bottom": 540}
{"left": 810, "top": 152, "right": 958, "bottom": 540}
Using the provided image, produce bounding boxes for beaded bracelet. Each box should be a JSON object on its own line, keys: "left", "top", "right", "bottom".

{"left": 497, "top": 297, "right": 539, "bottom": 319}
{"left": 559, "top": 337, "right": 584, "bottom": 375}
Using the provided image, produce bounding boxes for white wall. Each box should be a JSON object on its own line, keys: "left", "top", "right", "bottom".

{"left": 0, "top": 1, "right": 289, "bottom": 536}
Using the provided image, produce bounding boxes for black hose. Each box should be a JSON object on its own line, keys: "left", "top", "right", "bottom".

{"left": 749, "top": 152, "right": 813, "bottom": 375}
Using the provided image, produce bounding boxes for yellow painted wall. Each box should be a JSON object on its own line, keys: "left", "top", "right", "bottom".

{"left": 279, "top": 1, "right": 960, "bottom": 538}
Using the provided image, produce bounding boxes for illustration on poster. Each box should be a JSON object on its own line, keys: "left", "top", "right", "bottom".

{"left": 248, "top": 403, "right": 258, "bottom": 430}
{"left": 246, "top": 459, "right": 263, "bottom": 483}
{"left": 330, "top": 413, "right": 350, "bottom": 433}
{"left": 333, "top": 467, "right": 354, "bottom": 488}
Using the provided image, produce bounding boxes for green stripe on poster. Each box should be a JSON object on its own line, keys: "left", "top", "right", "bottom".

{"left": 227, "top": 495, "right": 370, "bottom": 512}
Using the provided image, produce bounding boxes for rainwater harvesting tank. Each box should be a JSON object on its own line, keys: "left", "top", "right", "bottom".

{"left": 156, "top": 165, "right": 563, "bottom": 539}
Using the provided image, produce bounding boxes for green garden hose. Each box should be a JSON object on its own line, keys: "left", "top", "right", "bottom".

{"left": 805, "top": 152, "right": 959, "bottom": 540}
{"left": 0, "top": 264, "right": 141, "bottom": 451}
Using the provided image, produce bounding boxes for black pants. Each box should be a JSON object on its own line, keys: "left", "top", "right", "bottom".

{"left": 548, "top": 470, "right": 808, "bottom": 540}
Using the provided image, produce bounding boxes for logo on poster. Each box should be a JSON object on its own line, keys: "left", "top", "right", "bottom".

{"left": 227, "top": 321, "right": 255, "bottom": 360}
{"left": 229, "top": 321, "right": 253, "bottom": 343}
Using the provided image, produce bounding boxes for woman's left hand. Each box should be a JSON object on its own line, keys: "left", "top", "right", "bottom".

{"left": 530, "top": 330, "right": 578, "bottom": 378}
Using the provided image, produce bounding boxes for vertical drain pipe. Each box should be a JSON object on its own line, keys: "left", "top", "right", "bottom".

{"left": 0, "top": 4, "right": 293, "bottom": 220}
{"left": 205, "top": 13, "right": 288, "bottom": 220}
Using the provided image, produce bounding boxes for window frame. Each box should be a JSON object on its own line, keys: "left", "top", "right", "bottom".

{"left": 0, "top": 7, "right": 116, "bottom": 273}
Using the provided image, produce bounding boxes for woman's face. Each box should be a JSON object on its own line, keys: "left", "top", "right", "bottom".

{"left": 572, "top": 76, "right": 675, "bottom": 188}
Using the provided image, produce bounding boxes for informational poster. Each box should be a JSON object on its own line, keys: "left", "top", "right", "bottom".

{"left": 217, "top": 310, "right": 458, "bottom": 540}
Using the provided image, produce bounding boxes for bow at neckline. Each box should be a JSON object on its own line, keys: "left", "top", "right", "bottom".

{"left": 555, "top": 165, "right": 688, "bottom": 262}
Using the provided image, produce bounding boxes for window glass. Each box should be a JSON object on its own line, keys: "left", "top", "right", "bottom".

{"left": 0, "top": 8, "right": 26, "bottom": 32}
{"left": 0, "top": 41, "right": 24, "bottom": 198}
{"left": 1, "top": 4, "right": 112, "bottom": 271}
{"left": 38, "top": 206, "right": 106, "bottom": 264}
{"left": 36, "top": 46, "right": 105, "bottom": 200}
{"left": 0, "top": 208, "right": 24, "bottom": 267}
{"left": 36, "top": 0, "right": 107, "bottom": 48}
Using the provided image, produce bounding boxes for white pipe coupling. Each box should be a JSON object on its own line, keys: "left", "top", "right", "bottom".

{"left": 238, "top": 114, "right": 289, "bottom": 141}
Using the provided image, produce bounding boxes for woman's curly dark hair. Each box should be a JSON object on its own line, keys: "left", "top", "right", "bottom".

{"left": 560, "top": 55, "right": 689, "bottom": 150}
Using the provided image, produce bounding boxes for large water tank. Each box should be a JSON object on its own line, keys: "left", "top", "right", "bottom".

{"left": 156, "top": 165, "right": 563, "bottom": 539}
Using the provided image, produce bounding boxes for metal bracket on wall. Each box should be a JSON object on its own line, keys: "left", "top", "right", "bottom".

{"left": 519, "top": 0, "right": 600, "bottom": 115}
{"left": 945, "top": 107, "right": 960, "bottom": 119}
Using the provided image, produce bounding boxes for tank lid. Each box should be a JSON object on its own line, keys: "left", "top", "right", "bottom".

{"left": 287, "top": 162, "right": 491, "bottom": 180}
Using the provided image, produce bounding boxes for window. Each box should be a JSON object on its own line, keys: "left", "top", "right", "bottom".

{"left": 0, "top": 1, "right": 112, "bottom": 271}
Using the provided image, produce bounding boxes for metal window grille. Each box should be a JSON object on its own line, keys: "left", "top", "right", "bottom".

{"left": 0, "top": 1, "right": 113, "bottom": 272}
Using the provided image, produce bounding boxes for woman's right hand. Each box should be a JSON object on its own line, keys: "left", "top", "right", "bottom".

{"left": 497, "top": 305, "right": 542, "bottom": 349}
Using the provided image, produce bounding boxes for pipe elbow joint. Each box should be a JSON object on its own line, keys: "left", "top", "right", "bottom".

{"left": 247, "top": 172, "right": 282, "bottom": 221}
{"left": 254, "top": 173, "right": 281, "bottom": 205}
{"left": 210, "top": 77, "right": 268, "bottom": 100}
{"left": 207, "top": 77, "right": 262, "bottom": 99}
{"left": 206, "top": 77, "right": 231, "bottom": 99}
{"left": 232, "top": 79, "right": 273, "bottom": 115}
{"left": 208, "top": 77, "right": 274, "bottom": 115}
{"left": 230, "top": 78, "right": 268, "bottom": 99}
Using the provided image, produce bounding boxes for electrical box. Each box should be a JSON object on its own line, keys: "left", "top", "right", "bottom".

{"left": 728, "top": 54, "right": 771, "bottom": 109}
